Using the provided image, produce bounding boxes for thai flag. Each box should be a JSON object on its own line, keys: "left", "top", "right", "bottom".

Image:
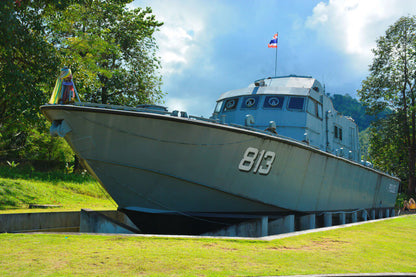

{"left": 268, "top": 33, "right": 278, "bottom": 48}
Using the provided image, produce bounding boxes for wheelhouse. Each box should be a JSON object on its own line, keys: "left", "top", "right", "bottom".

{"left": 211, "top": 75, "right": 360, "bottom": 162}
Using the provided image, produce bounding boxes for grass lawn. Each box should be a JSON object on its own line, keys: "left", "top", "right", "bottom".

{"left": 1, "top": 166, "right": 415, "bottom": 276}
{"left": 0, "top": 166, "right": 116, "bottom": 213}
{"left": 0, "top": 215, "right": 415, "bottom": 276}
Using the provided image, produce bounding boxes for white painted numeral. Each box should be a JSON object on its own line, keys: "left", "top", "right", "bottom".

{"left": 238, "top": 147, "right": 258, "bottom": 171}
{"left": 238, "top": 147, "right": 276, "bottom": 175}
{"left": 258, "top": 151, "right": 276, "bottom": 175}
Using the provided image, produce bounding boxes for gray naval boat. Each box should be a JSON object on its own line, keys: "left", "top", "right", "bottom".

{"left": 41, "top": 74, "right": 400, "bottom": 234}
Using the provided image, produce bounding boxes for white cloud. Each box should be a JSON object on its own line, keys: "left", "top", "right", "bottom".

{"left": 166, "top": 97, "right": 214, "bottom": 116}
{"left": 166, "top": 97, "right": 189, "bottom": 112}
{"left": 133, "top": 0, "right": 219, "bottom": 76}
{"left": 306, "top": 0, "right": 416, "bottom": 72}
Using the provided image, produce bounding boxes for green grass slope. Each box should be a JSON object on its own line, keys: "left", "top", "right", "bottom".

{"left": 0, "top": 166, "right": 115, "bottom": 212}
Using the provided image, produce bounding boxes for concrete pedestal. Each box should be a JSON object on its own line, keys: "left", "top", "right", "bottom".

{"left": 299, "top": 214, "right": 316, "bottom": 230}
{"left": 324, "top": 213, "right": 332, "bottom": 227}
{"left": 268, "top": 215, "right": 295, "bottom": 235}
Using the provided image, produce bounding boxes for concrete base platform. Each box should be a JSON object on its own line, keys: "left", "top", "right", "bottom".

{"left": 0, "top": 207, "right": 397, "bottom": 237}
{"left": 0, "top": 209, "right": 140, "bottom": 234}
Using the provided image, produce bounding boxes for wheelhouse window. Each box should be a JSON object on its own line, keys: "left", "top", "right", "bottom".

{"left": 307, "top": 98, "right": 323, "bottom": 119}
{"left": 214, "top": 100, "right": 223, "bottom": 113}
{"left": 263, "top": 96, "right": 284, "bottom": 109}
{"left": 241, "top": 96, "right": 259, "bottom": 109}
{"left": 288, "top": 97, "right": 305, "bottom": 111}
{"left": 334, "top": 125, "right": 343, "bottom": 141}
{"left": 223, "top": 98, "right": 239, "bottom": 111}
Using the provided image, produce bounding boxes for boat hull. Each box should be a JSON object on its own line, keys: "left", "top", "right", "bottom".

{"left": 41, "top": 105, "right": 399, "bottom": 217}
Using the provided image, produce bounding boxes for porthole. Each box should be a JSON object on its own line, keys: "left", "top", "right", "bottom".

{"left": 226, "top": 99, "right": 236, "bottom": 109}
{"left": 263, "top": 96, "right": 284, "bottom": 109}
{"left": 224, "top": 98, "right": 238, "bottom": 111}
{"left": 268, "top": 97, "right": 279, "bottom": 107}
{"left": 245, "top": 97, "right": 256, "bottom": 108}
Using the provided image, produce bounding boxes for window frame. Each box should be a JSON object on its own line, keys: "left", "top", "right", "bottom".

{"left": 307, "top": 98, "right": 323, "bottom": 119}
{"left": 334, "top": 125, "right": 343, "bottom": 141}
{"left": 223, "top": 97, "right": 240, "bottom": 112}
{"left": 241, "top": 95, "right": 260, "bottom": 110}
{"left": 263, "top": 95, "right": 285, "bottom": 109}
{"left": 287, "top": 96, "right": 305, "bottom": 111}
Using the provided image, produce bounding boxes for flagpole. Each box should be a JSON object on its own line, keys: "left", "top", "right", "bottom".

{"left": 274, "top": 32, "right": 278, "bottom": 77}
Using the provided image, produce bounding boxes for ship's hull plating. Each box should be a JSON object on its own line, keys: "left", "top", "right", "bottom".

{"left": 41, "top": 105, "right": 399, "bottom": 217}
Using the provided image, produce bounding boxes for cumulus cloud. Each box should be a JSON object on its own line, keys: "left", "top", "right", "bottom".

{"left": 133, "top": 0, "right": 221, "bottom": 76}
{"left": 306, "top": 0, "right": 416, "bottom": 72}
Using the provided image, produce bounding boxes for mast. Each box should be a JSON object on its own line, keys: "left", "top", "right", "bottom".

{"left": 274, "top": 32, "right": 278, "bottom": 77}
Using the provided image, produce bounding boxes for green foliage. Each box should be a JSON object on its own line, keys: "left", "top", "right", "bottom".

{"left": 367, "top": 114, "right": 408, "bottom": 181}
{"left": 20, "top": 123, "right": 74, "bottom": 163}
{"left": 46, "top": 0, "right": 164, "bottom": 106}
{"left": 0, "top": 0, "right": 164, "bottom": 163}
{"left": 358, "top": 15, "right": 416, "bottom": 194}
{"left": 330, "top": 94, "right": 390, "bottom": 131}
{"left": 1, "top": 121, "right": 74, "bottom": 164}
{"left": 0, "top": 1, "right": 60, "bottom": 128}
{"left": 358, "top": 127, "right": 370, "bottom": 160}
{"left": 6, "top": 161, "right": 19, "bottom": 168}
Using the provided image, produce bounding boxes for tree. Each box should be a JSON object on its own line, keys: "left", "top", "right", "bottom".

{"left": 46, "top": 0, "right": 164, "bottom": 106}
{"left": 367, "top": 114, "right": 408, "bottom": 182}
{"left": 359, "top": 16, "right": 416, "bottom": 194}
{"left": 0, "top": 0, "right": 61, "bottom": 157}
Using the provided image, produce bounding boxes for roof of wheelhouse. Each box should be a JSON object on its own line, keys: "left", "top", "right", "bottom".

{"left": 217, "top": 75, "right": 324, "bottom": 101}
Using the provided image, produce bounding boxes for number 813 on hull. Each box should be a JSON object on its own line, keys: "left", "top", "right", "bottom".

{"left": 238, "top": 147, "right": 276, "bottom": 175}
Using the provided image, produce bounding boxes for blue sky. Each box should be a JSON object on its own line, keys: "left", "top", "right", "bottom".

{"left": 132, "top": 0, "right": 416, "bottom": 117}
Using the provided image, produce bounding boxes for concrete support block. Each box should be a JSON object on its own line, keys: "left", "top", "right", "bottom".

{"left": 268, "top": 215, "right": 295, "bottom": 235}
{"left": 385, "top": 209, "right": 390, "bottom": 218}
{"left": 261, "top": 216, "right": 268, "bottom": 237}
{"left": 0, "top": 211, "right": 80, "bottom": 233}
{"left": 361, "top": 210, "right": 368, "bottom": 221}
{"left": 80, "top": 209, "right": 140, "bottom": 234}
{"left": 299, "top": 214, "right": 315, "bottom": 231}
{"left": 378, "top": 209, "right": 384, "bottom": 219}
{"left": 338, "top": 212, "right": 346, "bottom": 225}
{"left": 351, "top": 211, "right": 357, "bottom": 223}
{"left": 203, "top": 217, "right": 267, "bottom": 237}
{"left": 323, "top": 213, "right": 332, "bottom": 227}
{"left": 370, "top": 209, "right": 376, "bottom": 220}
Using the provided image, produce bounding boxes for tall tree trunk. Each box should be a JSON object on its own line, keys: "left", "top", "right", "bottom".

{"left": 402, "top": 46, "right": 416, "bottom": 194}
{"left": 101, "top": 86, "right": 108, "bottom": 104}
{"left": 409, "top": 90, "right": 416, "bottom": 194}
{"left": 99, "top": 74, "right": 108, "bottom": 104}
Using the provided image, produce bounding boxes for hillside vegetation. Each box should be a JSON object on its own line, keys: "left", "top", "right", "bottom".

{"left": 330, "top": 94, "right": 389, "bottom": 131}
